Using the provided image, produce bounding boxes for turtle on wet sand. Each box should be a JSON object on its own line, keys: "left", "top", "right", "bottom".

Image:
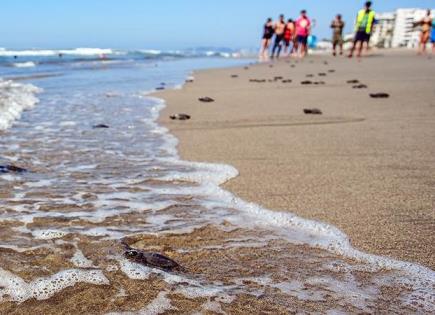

{"left": 122, "top": 241, "right": 185, "bottom": 272}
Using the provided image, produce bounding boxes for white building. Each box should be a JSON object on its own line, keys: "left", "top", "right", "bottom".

{"left": 359, "top": 8, "right": 434, "bottom": 49}
{"left": 371, "top": 12, "right": 396, "bottom": 48}
{"left": 391, "top": 8, "right": 434, "bottom": 48}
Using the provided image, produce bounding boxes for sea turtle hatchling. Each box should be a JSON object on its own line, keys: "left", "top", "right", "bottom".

{"left": 122, "top": 241, "right": 185, "bottom": 272}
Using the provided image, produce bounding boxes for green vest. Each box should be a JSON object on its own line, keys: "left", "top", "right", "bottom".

{"left": 356, "top": 9, "right": 375, "bottom": 34}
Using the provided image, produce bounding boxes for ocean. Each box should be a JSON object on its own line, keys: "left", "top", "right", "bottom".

{"left": 0, "top": 48, "right": 433, "bottom": 313}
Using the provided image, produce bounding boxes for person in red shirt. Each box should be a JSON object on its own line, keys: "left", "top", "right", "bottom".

{"left": 294, "top": 10, "right": 311, "bottom": 58}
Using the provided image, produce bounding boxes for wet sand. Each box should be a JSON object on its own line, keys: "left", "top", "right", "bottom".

{"left": 157, "top": 50, "right": 435, "bottom": 270}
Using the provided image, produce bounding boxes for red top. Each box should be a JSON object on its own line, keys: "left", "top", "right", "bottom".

{"left": 284, "top": 25, "right": 293, "bottom": 40}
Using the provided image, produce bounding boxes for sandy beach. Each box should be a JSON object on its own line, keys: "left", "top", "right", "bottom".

{"left": 157, "top": 50, "right": 435, "bottom": 270}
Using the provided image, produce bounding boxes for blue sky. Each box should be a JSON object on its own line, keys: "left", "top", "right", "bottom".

{"left": 0, "top": 1, "right": 433, "bottom": 50}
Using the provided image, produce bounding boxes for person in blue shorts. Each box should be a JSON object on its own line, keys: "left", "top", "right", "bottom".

{"left": 432, "top": 18, "right": 435, "bottom": 55}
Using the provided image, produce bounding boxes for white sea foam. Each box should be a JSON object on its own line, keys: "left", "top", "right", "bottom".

{"left": 32, "top": 229, "right": 68, "bottom": 240}
{"left": 70, "top": 247, "right": 95, "bottom": 268}
{"left": 12, "top": 61, "right": 37, "bottom": 68}
{"left": 0, "top": 268, "right": 109, "bottom": 303}
{"left": 106, "top": 292, "right": 173, "bottom": 315}
{"left": 0, "top": 48, "right": 114, "bottom": 57}
{"left": 0, "top": 79, "right": 42, "bottom": 130}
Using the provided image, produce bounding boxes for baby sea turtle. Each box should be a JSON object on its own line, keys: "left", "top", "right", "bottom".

{"left": 0, "top": 165, "right": 27, "bottom": 174}
{"left": 170, "top": 113, "right": 191, "bottom": 121}
{"left": 122, "top": 242, "right": 184, "bottom": 272}
{"left": 93, "top": 124, "right": 110, "bottom": 129}
{"left": 370, "top": 93, "right": 390, "bottom": 98}
{"left": 353, "top": 84, "right": 368, "bottom": 89}
{"left": 347, "top": 79, "right": 360, "bottom": 84}
{"left": 198, "top": 97, "right": 215, "bottom": 103}
{"left": 304, "top": 108, "right": 323, "bottom": 115}
{"left": 301, "top": 80, "right": 313, "bottom": 85}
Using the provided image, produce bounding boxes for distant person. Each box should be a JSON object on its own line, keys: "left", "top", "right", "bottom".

{"left": 331, "top": 14, "right": 345, "bottom": 56}
{"left": 295, "top": 10, "right": 311, "bottom": 58}
{"left": 283, "top": 19, "right": 295, "bottom": 56}
{"left": 260, "top": 18, "right": 274, "bottom": 61}
{"left": 271, "top": 14, "right": 286, "bottom": 59}
{"left": 415, "top": 9, "right": 432, "bottom": 55}
{"left": 432, "top": 17, "right": 435, "bottom": 55}
{"left": 348, "top": 1, "right": 375, "bottom": 58}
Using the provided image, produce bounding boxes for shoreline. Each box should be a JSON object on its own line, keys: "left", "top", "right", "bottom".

{"left": 155, "top": 51, "right": 435, "bottom": 270}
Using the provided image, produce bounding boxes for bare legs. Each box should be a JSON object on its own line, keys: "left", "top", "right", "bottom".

{"left": 299, "top": 43, "right": 308, "bottom": 58}
{"left": 348, "top": 41, "right": 365, "bottom": 58}
{"left": 259, "top": 38, "right": 271, "bottom": 61}
{"left": 332, "top": 43, "right": 343, "bottom": 56}
{"left": 418, "top": 32, "right": 429, "bottom": 55}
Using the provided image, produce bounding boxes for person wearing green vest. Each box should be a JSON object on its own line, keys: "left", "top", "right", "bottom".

{"left": 349, "top": 1, "right": 376, "bottom": 58}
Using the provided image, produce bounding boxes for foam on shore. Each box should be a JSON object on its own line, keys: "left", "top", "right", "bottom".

{"left": 0, "top": 268, "right": 109, "bottom": 303}
{"left": 0, "top": 79, "right": 42, "bottom": 130}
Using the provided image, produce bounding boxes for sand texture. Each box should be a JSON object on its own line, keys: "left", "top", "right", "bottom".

{"left": 157, "top": 51, "right": 435, "bottom": 269}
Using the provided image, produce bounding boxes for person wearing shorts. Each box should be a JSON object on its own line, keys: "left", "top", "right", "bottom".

{"left": 431, "top": 18, "right": 435, "bottom": 55}
{"left": 295, "top": 10, "right": 311, "bottom": 58}
{"left": 331, "top": 14, "right": 345, "bottom": 56}
{"left": 349, "top": 1, "right": 375, "bottom": 58}
{"left": 271, "top": 14, "right": 286, "bottom": 59}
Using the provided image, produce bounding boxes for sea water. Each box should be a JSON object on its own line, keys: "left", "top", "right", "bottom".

{"left": 0, "top": 50, "right": 434, "bottom": 314}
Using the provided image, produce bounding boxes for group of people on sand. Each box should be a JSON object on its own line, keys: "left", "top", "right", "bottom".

{"left": 260, "top": 1, "right": 435, "bottom": 60}
{"left": 260, "top": 10, "right": 312, "bottom": 60}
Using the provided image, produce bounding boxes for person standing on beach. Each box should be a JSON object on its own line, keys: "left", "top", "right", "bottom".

{"left": 260, "top": 18, "right": 274, "bottom": 61}
{"left": 331, "top": 14, "right": 345, "bottom": 56}
{"left": 415, "top": 9, "right": 432, "bottom": 55}
{"left": 283, "top": 19, "right": 295, "bottom": 57}
{"left": 431, "top": 17, "right": 435, "bottom": 55}
{"left": 348, "top": 1, "right": 375, "bottom": 58}
{"left": 295, "top": 10, "right": 311, "bottom": 58}
{"left": 271, "top": 14, "right": 286, "bottom": 59}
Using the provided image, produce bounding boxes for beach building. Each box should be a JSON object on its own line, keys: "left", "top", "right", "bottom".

{"left": 352, "top": 8, "right": 435, "bottom": 49}
{"left": 391, "top": 8, "right": 434, "bottom": 48}
{"left": 371, "top": 12, "right": 395, "bottom": 48}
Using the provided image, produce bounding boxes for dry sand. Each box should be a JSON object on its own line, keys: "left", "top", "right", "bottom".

{"left": 156, "top": 50, "right": 435, "bottom": 269}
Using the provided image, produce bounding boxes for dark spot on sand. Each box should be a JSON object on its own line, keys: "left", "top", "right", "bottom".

{"left": 282, "top": 79, "right": 292, "bottom": 83}
{"left": 244, "top": 66, "right": 249, "bottom": 70}
{"left": 274, "top": 76, "right": 283, "bottom": 81}
{"left": 353, "top": 84, "right": 368, "bottom": 89}
{"left": 170, "top": 114, "right": 191, "bottom": 121}
{"left": 370, "top": 93, "right": 390, "bottom": 98}
{"left": 231, "top": 75, "right": 239, "bottom": 78}
{"left": 328, "top": 70, "right": 335, "bottom": 73}
{"left": 155, "top": 87, "right": 165, "bottom": 91}
{"left": 93, "top": 124, "right": 110, "bottom": 129}
{"left": 301, "top": 81, "right": 313, "bottom": 85}
{"left": 290, "top": 65, "right": 296, "bottom": 68}
{"left": 306, "top": 74, "right": 314, "bottom": 78}
{"left": 318, "top": 73, "right": 327, "bottom": 76}
{"left": 347, "top": 80, "right": 360, "bottom": 84}
{"left": 304, "top": 108, "right": 323, "bottom": 115}
{"left": 198, "top": 97, "right": 215, "bottom": 103}
{"left": 0, "top": 165, "right": 27, "bottom": 174}
{"left": 122, "top": 242, "right": 184, "bottom": 272}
